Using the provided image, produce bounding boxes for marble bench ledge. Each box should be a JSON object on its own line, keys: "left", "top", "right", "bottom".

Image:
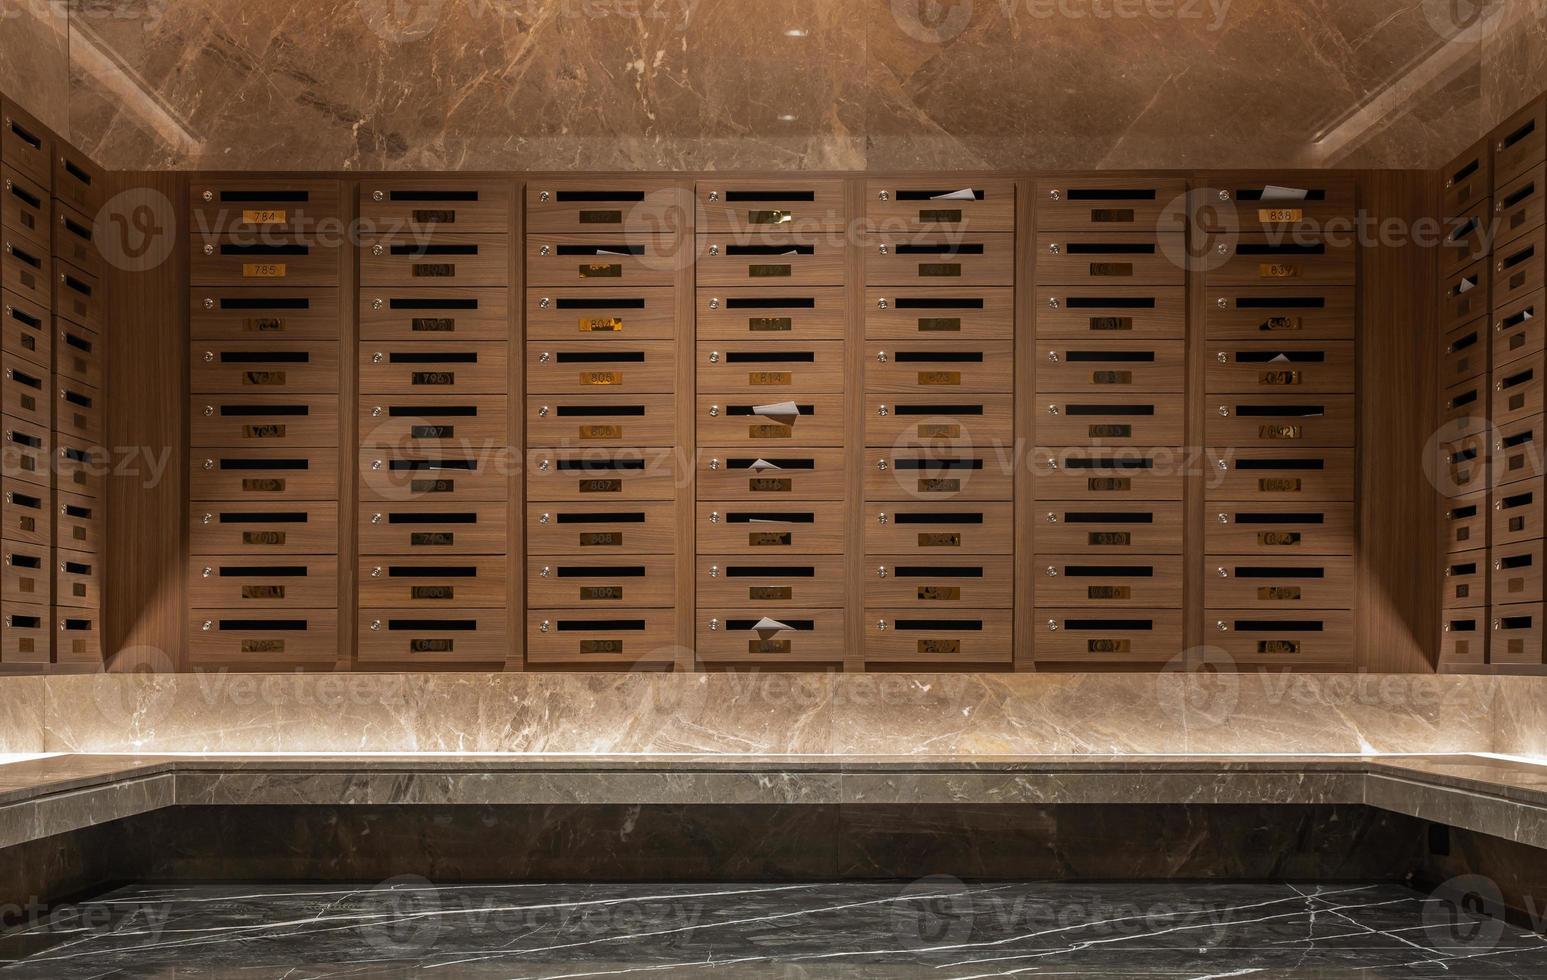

{"left": 1, "top": 753, "right": 1547, "bottom": 853}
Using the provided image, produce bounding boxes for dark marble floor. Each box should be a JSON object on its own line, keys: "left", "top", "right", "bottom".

{"left": 2, "top": 880, "right": 1546, "bottom": 978}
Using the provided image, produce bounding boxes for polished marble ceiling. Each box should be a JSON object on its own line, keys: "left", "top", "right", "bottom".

{"left": 2, "top": 0, "right": 1545, "bottom": 171}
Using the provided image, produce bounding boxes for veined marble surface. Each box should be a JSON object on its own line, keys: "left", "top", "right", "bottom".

{"left": 12, "top": 0, "right": 1542, "bottom": 171}
{"left": 2, "top": 671, "right": 1503, "bottom": 756}
{"left": 4, "top": 880, "right": 1546, "bottom": 978}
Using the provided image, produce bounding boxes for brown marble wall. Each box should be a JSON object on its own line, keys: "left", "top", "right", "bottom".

{"left": 30, "top": 0, "right": 1540, "bottom": 172}
{"left": 6, "top": 672, "right": 1505, "bottom": 756}
{"left": 0, "top": 0, "right": 69, "bottom": 133}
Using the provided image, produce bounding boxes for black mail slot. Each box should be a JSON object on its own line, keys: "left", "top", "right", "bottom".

{"left": 1500, "top": 553, "right": 1536, "bottom": 570}
{"left": 896, "top": 297, "right": 985, "bottom": 309}
{"left": 558, "top": 565, "right": 646, "bottom": 577}
{"left": 727, "top": 244, "right": 815, "bottom": 256}
{"left": 557, "top": 297, "right": 647, "bottom": 309}
{"left": 220, "top": 619, "right": 308, "bottom": 630}
{"left": 6, "top": 552, "right": 40, "bottom": 569}
{"left": 1231, "top": 619, "right": 1325, "bottom": 632}
{"left": 1447, "top": 329, "right": 1481, "bottom": 353}
{"left": 61, "top": 389, "right": 93, "bottom": 409}
{"left": 1499, "top": 615, "right": 1536, "bottom": 630}
{"left": 1066, "top": 350, "right": 1156, "bottom": 362}
{"left": 1234, "top": 405, "right": 1326, "bottom": 417}
{"left": 1233, "top": 189, "right": 1328, "bottom": 202}
{"left": 1449, "top": 446, "right": 1480, "bottom": 465}
{"left": 896, "top": 243, "right": 985, "bottom": 255}
{"left": 727, "top": 297, "right": 816, "bottom": 309}
{"left": 220, "top": 404, "right": 310, "bottom": 417}
{"left": 727, "top": 458, "right": 814, "bottom": 469}
{"left": 221, "top": 511, "right": 306, "bottom": 524}
{"left": 387, "top": 619, "right": 477, "bottom": 630}
{"left": 1448, "top": 216, "right": 1481, "bottom": 243}
{"left": 559, "top": 405, "right": 646, "bottom": 416}
{"left": 726, "top": 190, "right": 815, "bottom": 201}
{"left": 726, "top": 405, "right": 814, "bottom": 416}
{"left": 391, "top": 512, "right": 476, "bottom": 524}
{"left": 893, "top": 351, "right": 984, "bottom": 363}
{"left": 1232, "top": 351, "right": 1326, "bottom": 363}
{"left": 390, "top": 189, "right": 480, "bottom": 201}
{"left": 727, "top": 512, "right": 813, "bottom": 523}
{"left": 1501, "top": 243, "right": 1538, "bottom": 270}
{"left": 6, "top": 614, "right": 40, "bottom": 629}
{"left": 726, "top": 565, "right": 815, "bottom": 577}
{"left": 895, "top": 618, "right": 984, "bottom": 630}
{"left": 7, "top": 367, "right": 41, "bottom": 389}
{"left": 1068, "top": 296, "right": 1157, "bottom": 309}
{"left": 726, "top": 619, "right": 814, "bottom": 630}
{"left": 896, "top": 190, "right": 986, "bottom": 201}
{"left": 1068, "top": 404, "right": 1155, "bottom": 416}
{"left": 219, "top": 297, "right": 312, "bottom": 310}
{"left": 1068, "top": 243, "right": 1156, "bottom": 255}
{"left": 894, "top": 566, "right": 984, "bottom": 577}
{"left": 1236, "top": 458, "right": 1325, "bottom": 470}
{"left": 5, "top": 304, "right": 41, "bottom": 329}
{"left": 388, "top": 404, "right": 478, "bottom": 417}
{"left": 219, "top": 565, "right": 305, "bottom": 577}
{"left": 896, "top": 459, "right": 983, "bottom": 470}
{"left": 388, "top": 566, "right": 478, "bottom": 577}
{"left": 1068, "top": 457, "right": 1155, "bottom": 469}
{"left": 558, "top": 244, "right": 645, "bottom": 256}
{"left": 557, "top": 191, "right": 645, "bottom": 202}
{"left": 558, "top": 351, "right": 647, "bottom": 363}
{"left": 1501, "top": 305, "right": 1537, "bottom": 330}
{"left": 389, "top": 243, "right": 479, "bottom": 256}
{"left": 1448, "top": 616, "right": 1480, "bottom": 631}
{"left": 1067, "top": 511, "right": 1153, "bottom": 523}
{"left": 1236, "top": 243, "right": 1328, "bottom": 257}
{"left": 558, "top": 618, "right": 647, "bottom": 630}
{"left": 1502, "top": 178, "right": 1538, "bottom": 209}
{"left": 394, "top": 298, "right": 481, "bottom": 311}
{"left": 1501, "top": 368, "right": 1535, "bottom": 389}
{"left": 724, "top": 351, "right": 815, "bottom": 363}
{"left": 896, "top": 512, "right": 983, "bottom": 524}
{"left": 1232, "top": 566, "right": 1325, "bottom": 578}
{"left": 61, "top": 273, "right": 92, "bottom": 298}
{"left": 222, "top": 458, "right": 309, "bottom": 470}
{"left": 63, "top": 330, "right": 93, "bottom": 353}
{"left": 7, "top": 491, "right": 40, "bottom": 509}
{"left": 1501, "top": 116, "right": 1539, "bottom": 150}
{"left": 219, "top": 190, "right": 310, "bottom": 203}
{"left": 5, "top": 180, "right": 40, "bottom": 209}
{"left": 1063, "top": 565, "right": 1152, "bottom": 576}
{"left": 6, "top": 242, "right": 42, "bottom": 269}
{"left": 556, "top": 512, "right": 644, "bottom": 523}
{"left": 1448, "top": 561, "right": 1479, "bottom": 575}
{"left": 389, "top": 460, "right": 477, "bottom": 471}
{"left": 8, "top": 429, "right": 41, "bottom": 448}
{"left": 1448, "top": 389, "right": 1479, "bottom": 408}
{"left": 558, "top": 458, "right": 647, "bottom": 471}
{"left": 896, "top": 404, "right": 984, "bottom": 415}
{"left": 1068, "top": 618, "right": 1153, "bottom": 630}
{"left": 221, "top": 351, "right": 310, "bottom": 363}
{"left": 220, "top": 243, "right": 310, "bottom": 256}
{"left": 1499, "top": 491, "right": 1533, "bottom": 509}
{"left": 389, "top": 351, "right": 478, "bottom": 363}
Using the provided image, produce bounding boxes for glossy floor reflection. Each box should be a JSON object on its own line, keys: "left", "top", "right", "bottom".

{"left": 3, "top": 881, "right": 1547, "bottom": 978}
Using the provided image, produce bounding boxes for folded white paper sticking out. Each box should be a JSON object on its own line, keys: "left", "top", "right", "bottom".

{"left": 1458, "top": 277, "right": 1478, "bottom": 293}
{"left": 748, "top": 458, "right": 782, "bottom": 471}
{"left": 782, "top": 248, "right": 803, "bottom": 256}
{"left": 1260, "top": 185, "right": 1309, "bottom": 202}
{"left": 594, "top": 249, "right": 632, "bottom": 257}
{"left": 931, "top": 188, "right": 978, "bottom": 201}
{"left": 1269, "top": 353, "right": 1292, "bottom": 363}
{"left": 753, "top": 400, "right": 801, "bottom": 418}
{"left": 747, "top": 518, "right": 780, "bottom": 524}
{"left": 753, "top": 617, "right": 794, "bottom": 637}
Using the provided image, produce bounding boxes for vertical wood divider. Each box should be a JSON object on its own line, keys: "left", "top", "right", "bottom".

{"left": 1184, "top": 180, "right": 1205, "bottom": 656}
{"left": 1014, "top": 178, "right": 1036, "bottom": 671}
{"left": 845, "top": 178, "right": 866, "bottom": 671}
{"left": 676, "top": 178, "right": 698, "bottom": 671}
{"left": 340, "top": 178, "right": 359, "bottom": 670}
{"left": 511, "top": 176, "right": 526, "bottom": 669}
